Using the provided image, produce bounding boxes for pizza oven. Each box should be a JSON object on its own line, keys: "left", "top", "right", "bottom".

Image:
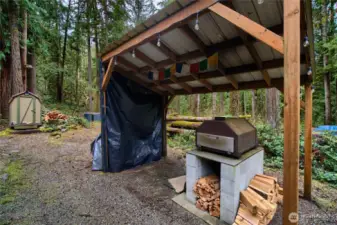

{"left": 196, "top": 117, "right": 258, "bottom": 158}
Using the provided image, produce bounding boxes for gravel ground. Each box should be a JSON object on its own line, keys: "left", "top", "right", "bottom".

{"left": 0, "top": 125, "right": 336, "bottom": 225}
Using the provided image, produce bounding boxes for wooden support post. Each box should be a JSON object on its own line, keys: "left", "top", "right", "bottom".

{"left": 283, "top": 0, "right": 300, "bottom": 224}
{"left": 162, "top": 96, "right": 168, "bottom": 157}
{"left": 304, "top": 83, "right": 312, "bottom": 200}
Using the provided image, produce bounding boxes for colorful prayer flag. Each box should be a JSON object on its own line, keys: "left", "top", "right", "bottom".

{"left": 199, "top": 59, "right": 208, "bottom": 71}
{"left": 148, "top": 72, "right": 153, "bottom": 80}
{"left": 190, "top": 63, "right": 199, "bottom": 73}
{"left": 159, "top": 71, "right": 164, "bottom": 80}
{"left": 208, "top": 52, "right": 218, "bottom": 70}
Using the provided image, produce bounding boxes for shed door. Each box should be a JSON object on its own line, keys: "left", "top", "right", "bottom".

{"left": 18, "top": 96, "right": 36, "bottom": 125}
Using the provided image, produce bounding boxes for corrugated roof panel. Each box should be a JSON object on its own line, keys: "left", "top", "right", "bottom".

{"left": 209, "top": 12, "right": 239, "bottom": 40}
{"left": 235, "top": 73, "right": 255, "bottom": 82}
{"left": 268, "top": 68, "right": 283, "bottom": 79}
{"left": 235, "top": 45, "right": 254, "bottom": 64}
{"left": 207, "top": 77, "right": 230, "bottom": 85}
{"left": 186, "top": 80, "right": 204, "bottom": 88}
{"left": 220, "top": 49, "right": 243, "bottom": 67}
{"left": 163, "top": 1, "right": 182, "bottom": 15}
{"left": 254, "top": 42, "right": 275, "bottom": 61}
{"left": 169, "top": 83, "right": 182, "bottom": 90}
{"left": 121, "top": 52, "right": 147, "bottom": 68}
{"left": 251, "top": 1, "right": 283, "bottom": 28}
{"left": 177, "top": 0, "right": 195, "bottom": 7}
{"left": 187, "top": 22, "right": 212, "bottom": 46}
{"left": 137, "top": 43, "right": 168, "bottom": 62}
{"left": 251, "top": 71, "right": 264, "bottom": 81}
{"left": 195, "top": 13, "right": 225, "bottom": 44}
{"left": 161, "top": 29, "right": 199, "bottom": 55}
{"left": 232, "top": 0, "right": 260, "bottom": 24}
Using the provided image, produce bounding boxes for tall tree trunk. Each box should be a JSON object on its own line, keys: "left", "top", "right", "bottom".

{"left": 251, "top": 90, "right": 256, "bottom": 120}
{"left": 243, "top": 91, "right": 247, "bottom": 115}
{"left": 230, "top": 91, "right": 240, "bottom": 116}
{"left": 212, "top": 93, "right": 217, "bottom": 116}
{"left": 27, "top": 51, "right": 36, "bottom": 93}
{"left": 266, "top": 88, "right": 278, "bottom": 128}
{"left": 87, "top": 0, "right": 93, "bottom": 112}
{"left": 58, "top": 0, "right": 72, "bottom": 102}
{"left": 9, "top": 1, "right": 23, "bottom": 95}
{"left": 21, "top": 9, "right": 27, "bottom": 91}
{"left": 322, "top": 0, "right": 331, "bottom": 124}
{"left": 94, "top": 1, "right": 100, "bottom": 112}
{"left": 194, "top": 94, "right": 200, "bottom": 116}
{"left": 75, "top": 0, "right": 81, "bottom": 104}
{"left": 0, "top": 59, "right": 11, "bottom": 118}
{"left": 99, "top": 0, "right": 109, "bottom": 47}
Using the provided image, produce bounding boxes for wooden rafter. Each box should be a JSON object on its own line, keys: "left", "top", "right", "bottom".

{"left": 170, "top": 74, "right": 192, "bottom": 93}
{"left": 191, "top": 73, "right": 212, "bottom": 91}
{"left": 138, "top": 23, "right": 283, "bottom": 74}
{"left": 150, "top": 40, "right": 177, "bottom": 62}
{"left": 132, "top": 49, "right": 156, "bottom": 68}
{"left": 102, "top": 0, "right": 217, "bottom": 62}
{"left": 102, "top": 57, "right": 114, "bottom": 91}
{"left": 218, "top": 63, "right": 238, "bottom": 89}
{"left": 209, "top": 3, "right": 284, "bottom": 54}
{"left": 114, "top": 66, "right": 163, "bottom": 95}
{"left": 172, "top": 76, "right": 308, "bottom": 95}
{"left": 151, "top": 56, "right": 306, "bottom": 87}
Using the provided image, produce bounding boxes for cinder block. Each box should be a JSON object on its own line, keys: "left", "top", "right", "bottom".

{"left": 220, "top": 179, "right": 236, "bottom": 195}
{"left": 186, "top": 190, "right": 196, "bottom": 203}
{"left": 221, "top": 163, "right": 237, "bottom": 181}
{"left": 186, "top": 165, "right": 197, "bottom": 181}
{"left": 186, "top": 154, "right": 200, "bottom": 168}
{"left": 220, "top": 209, "right": 236, "bottom": 224}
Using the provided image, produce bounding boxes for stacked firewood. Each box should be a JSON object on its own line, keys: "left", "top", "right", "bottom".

{"left": 44, "top": 111, "right": 68, "bottom": 122}
{"left": 233, "top": 174, "right": 283, "bottom": 225}
{"left": 193, "top": 175, "right": 220, "bottom": 217}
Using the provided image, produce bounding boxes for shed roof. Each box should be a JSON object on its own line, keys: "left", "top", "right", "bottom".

{"left": 101, "top": 0, "right": 315, "bottom": 95}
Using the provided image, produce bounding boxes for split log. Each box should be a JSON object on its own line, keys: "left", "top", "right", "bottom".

{"left": 194, "top": 174, "right": 220, "bottom": 218}
{"left": 232, "top": 174, "right": 283, "bottom": 225}
{"left": 171, "top": 120, "right": 202, "bottom": 129}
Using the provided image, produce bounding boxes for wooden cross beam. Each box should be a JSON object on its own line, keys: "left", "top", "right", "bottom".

{"left": 102, "top": 57, "right": 114, "bottom": 91}
{"left": 132, "top": 49, "right": 157, "bottom": 68}
{"left": 209, "top": 3, "right": 284, "bottom": 54}
{"left": 170, "top": 74, "right": 192, "bottom": 93}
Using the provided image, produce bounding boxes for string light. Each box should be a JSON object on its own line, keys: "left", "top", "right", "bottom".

{"left": 303, "top": 36, "right": 310, "bottom": 48}
{"left": 114, "top": 57, "right": 118, "bottom": 65}
{"left": 257, "top": 0, "right": 264, "bottom": 4}
{"left": 307, "top": 67, "right": 312, "bottom": 76}
{"left": 157, "top": 34, "right": 161, "bottom": 47}
{"left": 132, "top": 49, "right": 136, "bottom": 58}
{"left": 195, "top": 11, "right": 200, "bottom": 31}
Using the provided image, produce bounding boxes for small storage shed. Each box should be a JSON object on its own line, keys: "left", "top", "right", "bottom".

{"left": 9, "top": 91, "right": 42, "bottom": 129}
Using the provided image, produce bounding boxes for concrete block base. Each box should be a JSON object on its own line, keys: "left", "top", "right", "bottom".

{"left": 186, "top": 147, "right": 264, "bottom": 224}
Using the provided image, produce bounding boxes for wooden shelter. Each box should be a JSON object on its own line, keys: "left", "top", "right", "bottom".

{"left": 100, "top": 1, "right": 315, "bottom": 224}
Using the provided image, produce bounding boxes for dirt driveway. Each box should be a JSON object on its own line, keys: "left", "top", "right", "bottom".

{"left": 0, "top": 125, "right": 336, "bottom": 225}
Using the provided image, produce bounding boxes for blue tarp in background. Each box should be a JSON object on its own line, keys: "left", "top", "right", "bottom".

{"left": 91, "top": 69, "right": 163, "bottom": 172}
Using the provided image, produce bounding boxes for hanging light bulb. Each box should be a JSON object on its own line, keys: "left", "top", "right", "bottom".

{"left": 114, "top": 57, "right": 118, "bottom": 66}
{"left": 307, "top": 67, "right": 312, "bottom": 76}
{"left": 257, "top": 0, "right": 264, "bottom": 4}
{"left": 303, "top": 36, "right": 310, "bottom": 48}
{"left": 132, "top": 49, "right": 136, "bottom": 58}
{"left": 157, "top": 34, "right": 161, "bottom": 47}
{"left": 194, "top": 12, "right": 200, "bottom": 31}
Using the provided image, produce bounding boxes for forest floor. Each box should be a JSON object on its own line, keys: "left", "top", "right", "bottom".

{"left": 0, "top": 125, "right": 336, "bottom": 225}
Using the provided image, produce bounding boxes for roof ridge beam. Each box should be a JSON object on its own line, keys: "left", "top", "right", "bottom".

{"left": 209, "top": 3, "right": 284, "bottom": 54}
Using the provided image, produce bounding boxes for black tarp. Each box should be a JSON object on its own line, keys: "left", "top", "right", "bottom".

{"left": 94, "top": 70, "right": 163, "bottom": 172}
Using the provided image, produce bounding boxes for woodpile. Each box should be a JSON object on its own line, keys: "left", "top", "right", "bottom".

{"left": 44, "top": 111, "right": 68, "bottom": 122}
{"left": 167, "top": 126, "right": 194, "bottom": 134}
{"left": 193, "top": 175, "right": 221, "bottom": 217}
{"left": 233, "top": 174, "right": 283, "bottom": 225}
